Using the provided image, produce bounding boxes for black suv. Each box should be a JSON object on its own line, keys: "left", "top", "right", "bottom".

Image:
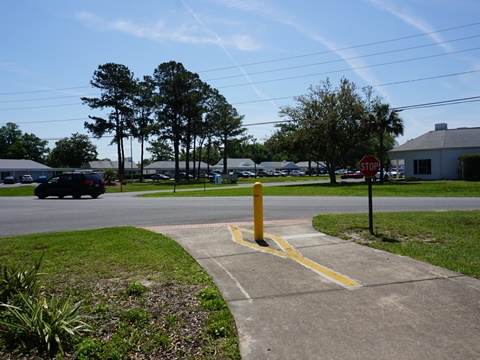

{"left": 34, "top": 172, "right": 106, "bottom": 199}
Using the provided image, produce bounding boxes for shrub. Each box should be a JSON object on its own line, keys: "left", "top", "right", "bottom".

{"left": 0, "top": 257, "right": 92, "bottom": 357}
{"left": 103, "top": 168, "right": 117, "bottom": 184}
{"left": 0, "top": 257, "right": 43, "bottom": 304}
{"left": 0, "top": 293, "right": 92, "bottom": 356}
{"left": 460, "top": 154, "right": 480, "bottom": 181}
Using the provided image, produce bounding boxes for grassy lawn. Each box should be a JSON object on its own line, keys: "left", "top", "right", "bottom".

{"left": 0, "top": 227, "right": 240, "bottom": 359}
{"left": 312, "top": 210, "right": 480, "bottom": 279}
{"left": 140, "top": 180, "right": 480, "bottom": 197}
{"left": 2, "top": 179, "right": 479, "bottom": 197}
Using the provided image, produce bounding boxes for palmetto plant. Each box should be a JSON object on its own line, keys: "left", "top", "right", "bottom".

{"left": 0, "top": 293, "right": 92, "bottom": 356}
{"left": 0, "top": 256, "right": 92, "bottom": 356}
{"left": 0, "top": 257, "right": 43, "bottom": 304}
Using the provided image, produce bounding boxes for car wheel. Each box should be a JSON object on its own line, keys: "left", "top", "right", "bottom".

{"left": 72, "top": 191, "right": 81, "bottom": 199}
{"left": 36, "top": 191, "right": 46, "bottom": 199}
{"left": 91, "top": 194, "right": 99, "bottom": 199}
{"left": 58, "top": 195, "right": 64, "bottom": 199}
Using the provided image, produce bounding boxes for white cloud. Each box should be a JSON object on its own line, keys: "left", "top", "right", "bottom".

{"left": 207, "top": 0, "right": 390, "bottom": 99}
{"left": 181, "top": 0, "right": 271, "bottom": 103}
{"left": 75, "top": 10, "right": 259, "bottom": 51}
{"left": 0, "top": 61, "right": 29, "bottom": 75}
{"left": 365, "top": 0, "right": 454, "bottom": 52}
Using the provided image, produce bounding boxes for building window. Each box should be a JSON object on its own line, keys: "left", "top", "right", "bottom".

{"left": 413, "top": 159, "right": 431, "bottom": 175}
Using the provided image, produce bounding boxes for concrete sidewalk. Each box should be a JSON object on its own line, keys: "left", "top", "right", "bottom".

{"left": 147, "top": 220, "right": 480, "bottom": 359}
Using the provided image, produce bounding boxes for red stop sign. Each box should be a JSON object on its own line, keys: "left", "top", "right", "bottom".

{"left": 359, "top": 155, "right": 380, "bottom": 178}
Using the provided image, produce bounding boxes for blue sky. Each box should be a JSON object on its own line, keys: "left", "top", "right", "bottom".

{"left": 1, "top": 0, "right": 479, "bottom": 161}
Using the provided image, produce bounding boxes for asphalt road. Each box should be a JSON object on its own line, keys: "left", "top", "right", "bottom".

{"left": 1, "top": 191, "right": 479, "bottom": 237}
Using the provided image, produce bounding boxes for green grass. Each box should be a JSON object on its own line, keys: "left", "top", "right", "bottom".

{"left": 0, "top": 186, "right": 36, "bottom": 196}
{"left": 140, "top": 180, "right": 480, "bottom": 197}
{"left": 312, "top": 210, "right": 480, "bottom": 279}
{"left": 104, "top": 175, "right": 325, "bottom": 192}
{"left": 0, "top": 227, "right": 240, "bottom": 359}
{"left": 3, "top": 179, "right": 479, "bottom": 197}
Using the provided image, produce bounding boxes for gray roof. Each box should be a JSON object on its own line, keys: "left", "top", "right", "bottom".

{"left": 86, "top": 161, "right": 137, "bottom": 169}
{"left": 391, "top": 127, "right": 480, "bottom": 153}
{"left": 259, "top": 161, "right": 298, "bottom": 169}
{"left": 215, "top": 158, "right": 257, "bottom": 168}
{"left": 296, "top": 161, "right": 327, "bottom": 168}
{"left": 0, "top": 159, "right": 51, "bottom": 169}
{"left": 146, "top": 161, "right": 209, "bottom": 170}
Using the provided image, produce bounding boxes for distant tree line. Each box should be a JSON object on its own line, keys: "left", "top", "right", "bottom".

{"left": 0, "top": 122, "right": 49, "bottom": 163}
{"left": 0, "top": 122, "right": 99, "bottom": 169}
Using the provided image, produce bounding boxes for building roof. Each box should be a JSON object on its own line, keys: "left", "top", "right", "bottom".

{"left": 145, "top": 161, "right": 209, "bottom": 170}
{"left": 0, "top": 159, "right": 51, "bottom": 170}
{"left": 86, "top": 160, "right": 138, "bottom": 169}
{"left": 390, "top": 126, "right": 480, "bottom": 153}
{"left": 259, "top": 161, "right": 298, "bottom": 169}
{"left": 214, "top": 158, "right": 259, "bottom": 168}
{"left": 295, "top": 161, "right": 327, "bottom": 168}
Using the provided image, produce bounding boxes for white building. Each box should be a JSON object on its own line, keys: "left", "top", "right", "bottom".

{"left": 389, "top": 123, "right": 480, "bottom": 180}
{"left": 0, "top": 159, "right": 53, "bottom": 182}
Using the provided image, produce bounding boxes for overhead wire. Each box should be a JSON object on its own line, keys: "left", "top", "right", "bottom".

{"left": 2, "top": 21, "right": 480, "bottom": 98}
{"left": 0, "top": 21, "right": 479, "bottom": 129}
{"left": 198, "top": 21, "right": 480, "bottom": 73}
{"left": 204, "top": 34, "right": 480, "bottom": 82}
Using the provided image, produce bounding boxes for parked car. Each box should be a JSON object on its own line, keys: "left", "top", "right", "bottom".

{"left": 20, "top": 175, "right": 34, "bottom": 183}
{"left": 256, "top": 171, "right": 270, "bottom": 177}
{"left": 36, "top": 175, "right": 48, "bottom": 183}
{"left": 388, "top": 168, "right": 405, "bottom": 177}
{"left": 204, "top": 171, "right": 221, "bottom": 179}
{"left": 229, "top": 171, "right": 249, "bottom": 178}
{"left": 3, "top": 176, "right": 16, "bottom": 184}
{"left": 242, "top": 171, "right": 255, "bottom": 177}
{"left": 34, "top": 172, "right": 106, "bottom": 199}
{"left": 151, "top": 174, "right": 170, "bottom": 181}
{"left": 372, "top": 171, "right": 389, "bottom": 181}
{"left": 289, "top": 170, "right": 305, "bottom": 176}
{"left": 340, "top": 171, "right": 364, "bottom": 179}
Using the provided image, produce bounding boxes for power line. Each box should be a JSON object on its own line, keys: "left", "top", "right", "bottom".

{"left": 198, "top": 21, "right": 480, "bottom": 73}
{"left": 218, "top": 46, "right": 480, "bottom": 89}
{"left": 0, "top": 103, "right": 82, "bottom": 111}
{"left": 1, "top": 32, "right": 477, "bottom": 107}
{"left": 1, "top": 69, "right": 479, "bottom": 119}
{"left": 3, "top": 47, "right": 478, "bottom": 112}
{"left": 3, "top": 118, "right": 89, "bottom": 125}
{"left": 230, "top": 69, "right": 480, "bottom": 105}
{"left": 2, "top": 21, "right": 480, "bottom": 98}
{"left": 0, "top": 86, "right": 91, "bottom": 96}
{"left": 395, "top": 96, "right": 480, "bottom": 111}
{"left": 4, "top": 94, "right": 476, "bottom": 129}
{"left": 205, "top": 34, "right": 480, "bottom": 82}
{"left": 241, "top": 96, "right": 480, "bottom": 128}
{"left": 0, "top": 93, "right": 98, "bottom": 103}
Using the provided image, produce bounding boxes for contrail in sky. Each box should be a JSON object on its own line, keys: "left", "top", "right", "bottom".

{"left": 180, "top": 0, "right": 277, "bottom": 108}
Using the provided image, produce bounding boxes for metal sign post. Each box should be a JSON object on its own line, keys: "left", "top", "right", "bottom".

{"left": 367, "top": 177, "right": 374, "bottom": 234}
{"left": 359, "top": 155, "right": 380, "bottom": 234}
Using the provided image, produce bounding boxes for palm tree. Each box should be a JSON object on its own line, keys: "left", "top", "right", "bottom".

{"left": 368, "top": 104, "right": 404, "bottom": 183}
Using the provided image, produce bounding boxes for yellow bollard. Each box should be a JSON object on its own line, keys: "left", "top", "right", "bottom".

{"left": 253, "top": 182, "right": 264, "bottom": 241}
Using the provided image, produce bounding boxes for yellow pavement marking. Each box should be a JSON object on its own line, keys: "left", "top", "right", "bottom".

{"left": 230, "top": 226, "right": 360, "bottom": 288}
